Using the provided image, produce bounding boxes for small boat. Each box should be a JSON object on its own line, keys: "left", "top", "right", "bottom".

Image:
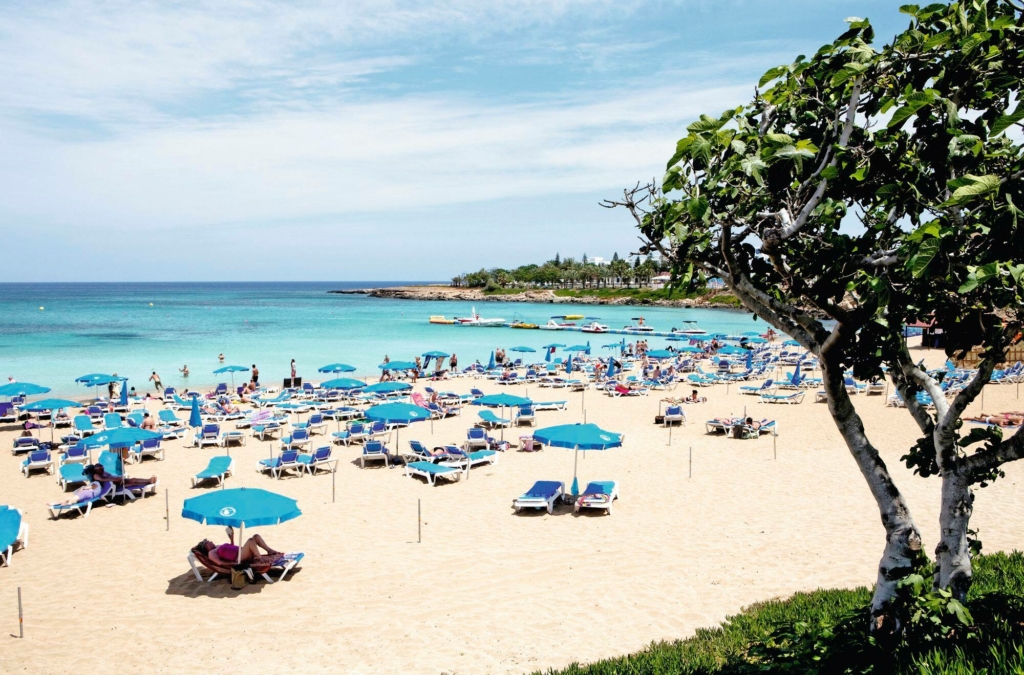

{"left": 581, "top": 321, "right": 609, "bottom": 333}
{"left": 455, "top": 307, "right": 505, "bottom": 327}
{"left": 429, "top": 315, "right": 456, "bottom": 324}
{"left": 563, "top": 314, "right": 584, "bottom": 320}
{"left": 623, "top": 316, "right": 655, "bottom": 333}
{"left": 510, "top": 321, "right": 539, "bottom": 329}
{"left": 539, "top": 316, "right": 578, "bottom": 330}
{"left": 672, "top": 320, "right": 707, "bottom": 336}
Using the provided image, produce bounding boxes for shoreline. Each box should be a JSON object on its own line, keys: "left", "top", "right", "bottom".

{"left": 329, "top": 284, "right": 744, "bottom": 309}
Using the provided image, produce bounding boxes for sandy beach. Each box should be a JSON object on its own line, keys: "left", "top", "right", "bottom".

{"left": 3, "top": 344, "right": 1023, "bottom": 675}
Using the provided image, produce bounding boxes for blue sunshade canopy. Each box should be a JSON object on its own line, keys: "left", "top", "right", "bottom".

{"left": 565, "top": 345, "right": 590, "bottom": 352}
{"left": 320, "top": 378, "right": 365, "bottom": 390}
{"left": 21, "top": 398, "right": 80, "bottom": 412}
{"left": 364, "top": 402, "right": 431, "bottom": 424}
{"left": 189, "top": 397, "right": 202, "bottom": 428}
{"left": 318, "top": 363, "right": 356, "bottom": 373}
{"left": 533, "top": 423, "right": 623, "bottom": 450}
{"left": 509, "top": 346, "right": 536, "bottom": 353}
{"left": 0, "top": 382, "right": 52, "bottom": 397}
{"left": 542, "top": 343, "right": 566, "bottom": 349}
{"left": 379, "top": 361, "right": 417, "bottom": 371}
{"left": 473, "top": 394, "right": 532, "bottom": 408}
{"left": 645, "top": 349, "right": 674, "bottom": 359}
{"left": 675, "top": 345, "right": 703, "bottom": 353}
{"left": 81, "top": 375, "right": 127, "bottom": 387}
{"left": 718, "top": 345, "right": 749, "bottom": 355}
{"left": 182, "top": 488, "right": 301, "bottom": 528}
{"left": 363, "top": 381, "right": 412, "bottom": 394}
{"left": 81, "top": 427, "right": 163, "bottom": 449}
{"left": 421, "top": 351, "right": 450, "bottom": 358}
{"left": 213, "top": 365, "right": 249, "bottom": 374}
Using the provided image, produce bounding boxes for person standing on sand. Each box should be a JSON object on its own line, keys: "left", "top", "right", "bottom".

{"left": 450, "top": 353, "right": 457, "bottom": 372}
{"left": 251, "top": 364, "right": 259, "bottom": 385}
{"left": 290, "top": 359, "right": 297, "bottom": 380}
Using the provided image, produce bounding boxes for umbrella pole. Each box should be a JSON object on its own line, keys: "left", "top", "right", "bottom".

{"left": 238, "top": 524, "right": 244, "bottom": 565}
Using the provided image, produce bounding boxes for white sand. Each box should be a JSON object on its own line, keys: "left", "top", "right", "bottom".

{"left": 2, "top": 345, "right": 1023, "bottom": 674}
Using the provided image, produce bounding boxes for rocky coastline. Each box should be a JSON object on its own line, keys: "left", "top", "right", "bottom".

{"left": 329, "top": 285, "right": 743, "bottom": 309}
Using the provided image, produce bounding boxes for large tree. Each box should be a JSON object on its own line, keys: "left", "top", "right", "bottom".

{"left": 605, "top": 0, "right": 1024, "bottom": 630}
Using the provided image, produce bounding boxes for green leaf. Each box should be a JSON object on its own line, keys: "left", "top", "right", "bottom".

{"left": 764, "top": 132, "right": 793, "bottom": 145}
{"left": 960, "top": 32, "right": 990, "bottom": 54}
{"left": 950, "top": 174, "right": 1001, "bottom": 204}
{"left": 687, "top": 196, "right": 709, "bottom": 221}
{"left": 991, "top": 104, "right": 1024, "bottom": 136}
{"left": 687, "top": 114, "right": 725, "bottom": 133}
{"left": 773, "top": 145, "right": 815, "bottom": 161}
{"left": 758, "top": 66, "right": 787, "bottom": 88}
{"left": 730, "top": 139, "right": 747, "bottom": 155}
{"left": 910, "top": 238, "right": 940, "bottom": 278}
{"left": 899, "top": 4, "right": 920, "bottom": 17}
{"left": 740, "top": 157, "right": 767, "bottom": 185}
{"left": 923, "top": 31, "right": 951, "bottom": 49}
{"left": 666, "top": 137, "right": 693, "bottom": 169}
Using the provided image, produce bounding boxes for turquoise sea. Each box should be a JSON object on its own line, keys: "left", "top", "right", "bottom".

{"left": 0, "top": 282, "right": 763, "bottom": 397}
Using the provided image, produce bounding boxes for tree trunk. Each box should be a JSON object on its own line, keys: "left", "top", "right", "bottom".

{"left": 820, "top": 360, "right": 923, "bottom": 630}
{"left": 935, "top": 469, "right": 974, "bottom": 601}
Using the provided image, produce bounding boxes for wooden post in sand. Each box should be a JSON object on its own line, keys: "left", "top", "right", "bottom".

{"left": 332, "top": 467, "right": 336, "bottom": 503}
{"left": 165, "top": 489, "right": 169, "bottom": 531}
{"left": 417, "top": 499, "right": 422, "bottom": 544}
{"left": 773, "top": 433, "right": 777, "bottom": 460}
{"left": 17, "top": 587, "right": 24, "bottom": 638}
{"left": 688, "top": 446, "right": 692, "bottom": 478}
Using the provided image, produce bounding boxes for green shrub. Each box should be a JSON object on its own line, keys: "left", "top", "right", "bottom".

{"left": 537, "top": 552, "right": 1024, "bottom": 675}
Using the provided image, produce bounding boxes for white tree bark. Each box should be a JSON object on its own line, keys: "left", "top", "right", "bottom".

{"left": 935, "top": 471, "right": 974, "bottom": 600}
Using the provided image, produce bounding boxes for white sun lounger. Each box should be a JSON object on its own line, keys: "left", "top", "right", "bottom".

{"left": 404, "top": 461, "right": 463, "bottom": 486}
{"left": 574, "top": 480, "right": 619, "bottom": 515}
{"left": 513, "top": 481, "right": 564, "bottom": 514}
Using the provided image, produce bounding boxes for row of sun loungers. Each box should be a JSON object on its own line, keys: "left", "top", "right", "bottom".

{"left": 512, "top": 481, "right": 619, "bottom": 515}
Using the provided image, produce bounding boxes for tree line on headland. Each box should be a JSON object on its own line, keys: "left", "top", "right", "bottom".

{"left": 450, "top": 252, "right": 673, "bottom": 291}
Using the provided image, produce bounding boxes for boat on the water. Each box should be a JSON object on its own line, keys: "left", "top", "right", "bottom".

{"left": 563, "top": 314, "right": 584, "bottom": 320}
{"left": 510, "top": 321, "right": 539, "bottom": 329}
{"left": 455, "top": 306, "right": 505, "bottom": 327}
{"left": 623, "top": 316, "right": 655, "bottom": 333}
{"left": 429, "top": 315, "right": 456, "bottom": 324}
{"left": 671, "top": 320, "right": 707, "bottom": 336}
{"left": 581, "top": 321, "right": 609, "bottom": 333}
{"left": 539, "top": 316, "right": 578, "bottom": 330}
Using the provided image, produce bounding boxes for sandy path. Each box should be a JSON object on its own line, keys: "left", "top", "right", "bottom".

{"left": 2, "top": 346, "right": 1023, "bottom": 674}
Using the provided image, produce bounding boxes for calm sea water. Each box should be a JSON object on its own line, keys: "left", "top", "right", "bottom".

{"left": 0, "top": 282, "right": 763, "bottom": 397}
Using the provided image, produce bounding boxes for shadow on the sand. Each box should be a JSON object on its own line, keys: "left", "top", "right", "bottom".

{"left": 165, "top": 568, "right": 303, "bottom": 598}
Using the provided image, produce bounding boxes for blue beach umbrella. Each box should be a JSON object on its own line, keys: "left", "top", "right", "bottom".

{"left": 745, "top": 350, "right": 753, "bottom": 371}
{"left": 533, "top": 423, "right": 623, "bottom": 496}
{"left": 545, "top": 349, "right": 552, "bottom": 363}
{"left": 542, "top": 343, "right": 566, "bottom": 349}
{"left": 565, "top": 345, "right": 589, "bottom": 352}
{"left": 22, "top": 398, "right": 81, "bottom": 442}
{"left": 320, "top": 378, "right": 365, "bottom": 390}
{"left": 487, "top": 351, "right": 496, "bottom": 370}
{"left": 473, "top": 393, "right": 532, "bottom": 408}
{"left": 606, "top": 357, "right": 618, "bottom": 378}
{"left": 318, "top": 363, "right": 356, "bottom": 374}
{"left": 718, "top": 345, "right": 748, "bottom": 355}
{"left": 783, "top": 339, "right": 800, "bottom": 347}
{"left": 379, "top": 361, "right": 417, "bottom": 371}
{"left": 676, "top": 345, "right": 703, "bottom": 354}
{"left": 119, "top": 380, "right": 129, "bottom": 408}
{"left": 363, "top": 381, "right": 412, "bottom": 395}
{"left": 189, "top": 396, "right": 202, "bottom": 429}
{"left": 566, "top": 356, "right": 573, "bottom": 375}
{"left": 421, "top": 351, "right": 450, "bottom": 370}
{"left": 75, "top": 374, "right": 108, "bottom": 385}
{"left": 509, "top": 346, "right": 536, "bottom": 354}
{"left": 0, "top": 382, "right": 51, "bottom": 398}
{"left": 745, "top": 336, "right": 768, "bottom": 344}
{"left": 81, "top": 427, "right": 163, "bottom": 453}
{"left": 646, "top": 349, "right": 674, "bottom": 359}
{"left": 182, "top": 487, "right": 301, "bottom": 563}
{"left": 214, "top": 365, "right": 249, "bottom": 388}
{"left": 601, "top": 343, "right": 620, "bottom": 349}
{"left": 365, "top": 402, "right": 430, "bottom": 451}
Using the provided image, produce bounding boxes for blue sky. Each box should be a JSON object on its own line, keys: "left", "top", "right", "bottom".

{"left": 0, "top": 1, "right": 910, "bottom": 282}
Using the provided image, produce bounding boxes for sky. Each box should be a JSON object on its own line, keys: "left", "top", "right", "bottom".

{"left": 0, "top": 0, "right": 912, "bottom": 282}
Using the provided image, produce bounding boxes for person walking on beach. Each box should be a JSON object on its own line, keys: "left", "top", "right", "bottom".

{"left": 149, "top": 371, "right": 163, "bottom": 393}
{"left": 290, "top": 359, "right": 297, "bottom": 380}
{"left": 251, "top": 364, "right": 259, "bottom": 385}
{"left": 449, "top": 353, "right": 457, "bottom": 372}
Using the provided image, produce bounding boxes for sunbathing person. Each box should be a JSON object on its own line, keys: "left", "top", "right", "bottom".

{"left": 744, "top": 417, "right": 762, "bottom": 431}
{"left": 140, "top": 412, "right": 157, "bottom": 430}
{"left": 966, "top": 413, "right": 1024, "bottom": 426}
{"left": 202, "top": 527, "right": 281, "bottom": 565}
{"left": 50, "top": 479, "right": 103, "bottom": 507}
{"left": 90, "top": 463, "right": 158, "bottom": 489}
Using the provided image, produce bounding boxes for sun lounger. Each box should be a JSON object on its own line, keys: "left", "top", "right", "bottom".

{"left": 761, "top": 391, "right": 805, "bottom": 404}
{"left": 408, "top": 440, "right": 451, "bottom": 463}
{"left": 197, "top": 424, "right": 221, "bottom": 448}
{"left": 187, "top": 546, "right": 304, "bottom": 584}
{"left": 11, "top": 437, "right": 39, "bottom": 455}
{"left": 59, "top": 463, "right": 87, "bottom": 490}
{"left": 21, "top": 450, "right": 54, "bottom": 477}
{"left": 157, "top": 410, "right": 184, "bottom": 428}
{"left": 739, "top": 379, "right": 775, "bottom": 395}
{"left": 48, "top": 481, "right": 115, "bottom": 518}
{"left": 466, "top": 427, "right": 489, "bottom": 450}
{"left": 477, "top": 410, "right": 510, "bottom": 429}
{"left": 193, "top": 456, "right": 234, "bottom": 487}
{"left": 440, "top": 445, "right": 499, "bottom": 469}
{"left": 251, "top": 422, "right": 283, "bottom": 441}
{"left": 404, "top": 460, "right": 463, "bottom": 486}
{"left": 298, "top": 446, "right": 336, "bottom": 475}
{"left": 296, "top": 413, "right": 327, "bottom": 436}
{"left": 515, "top": 405, "right": 537, "bottom": 427}
{"left": 687, "top": 373, "right": 716, "bottom": 387}
{"left": 574, "top": 481, "right": 619, "bottom": 514}
{"left": 280, "top": 428, "right": 311, "bottom": 451}
{"left": 219, "top": 430, "right": 247, "bottom": 447}
{"left": 322, "top": 407, "right": 361, "bottom": 421}
{"left": 532, "top": 400, "right": 567, "bottom": 411}
{"left": 0, "top": 507, "right": 29, "bottom": 567}
{"left": 360, "top": 440, "right": 390, "bottom": 468}
{"left": 258, "top": 450, "right": 301, "bottom": 479}
{"left": 0, "top": 403, "right": 16, "bottom": 423}
{"left": 512, "top": 481, "right": 564, "bottom": 513}
{"left": 73, "top": 415, "right": 99, "bottom": 437}
{"left": 60, "top": 442, "right": 89, "bottom": 465}
{"left": 663, "top": 405, "right": 685, "bottom": 427}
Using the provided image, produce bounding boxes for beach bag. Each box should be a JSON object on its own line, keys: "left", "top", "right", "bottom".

{"left": 230, "top": 565, "right": 249, "bottom": 590}
{"left": 654, "top": 415, "right": 665, "bottom": 425}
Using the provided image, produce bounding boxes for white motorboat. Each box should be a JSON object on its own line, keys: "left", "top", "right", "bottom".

{"left": 539, "top": 317, "right": 576, "bottom": 330}
{"left": 623, "top": 316, "right": 655, "bottom": 333}
{"left": 455, "top": 306, "right": 505, "bottom": 327}
{"left": 671, "top": 320, "right": 707, "bottom": 336}
{"left": 581, "top": 321, "right": 609, "bottom": 333}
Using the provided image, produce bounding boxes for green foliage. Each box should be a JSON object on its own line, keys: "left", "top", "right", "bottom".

{"left": 538, "top": 552, "right": 1024, "bottom": 675}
